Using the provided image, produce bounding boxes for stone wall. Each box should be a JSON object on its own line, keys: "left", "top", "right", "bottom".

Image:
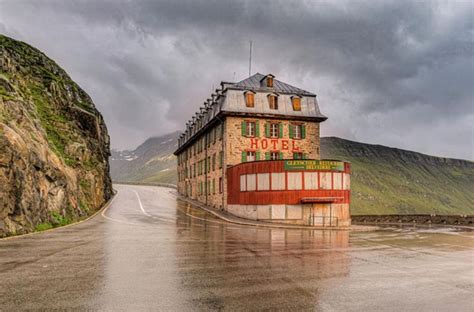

{"left": 176, "top": 121, "right": 225, "bottom": 210}
{"left": 225, "top": 116, "right": 320, "bottom": 166}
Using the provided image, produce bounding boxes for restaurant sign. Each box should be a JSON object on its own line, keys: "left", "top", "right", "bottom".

{"left": 284, "top": 160, "right": 345, "bottom": 171}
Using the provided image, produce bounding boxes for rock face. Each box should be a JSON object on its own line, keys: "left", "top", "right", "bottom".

{"left": 0, "top": 35, "right": 113, "bottom": 236}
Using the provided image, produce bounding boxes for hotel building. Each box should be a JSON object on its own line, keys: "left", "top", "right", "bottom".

{"left": 174, "top": 73, "right": 351, "bottom": 227}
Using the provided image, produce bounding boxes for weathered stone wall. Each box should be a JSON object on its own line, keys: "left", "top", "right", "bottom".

{"left": 225, "top": 116, "right": 320, "bottom": 166}
{"left": 352, "top": 214, "right": 473, "bottom": 226}
{"left": 176, "top": 121, "right": 225, "bottom": 210}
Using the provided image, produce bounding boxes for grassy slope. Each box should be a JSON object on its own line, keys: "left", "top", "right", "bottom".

{"left": 321, "top": 137, "right": 474, "bottom": 215}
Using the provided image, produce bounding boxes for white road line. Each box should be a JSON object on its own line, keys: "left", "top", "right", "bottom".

{"left": 133, "top": 190, "right": 152, "bottom": 217}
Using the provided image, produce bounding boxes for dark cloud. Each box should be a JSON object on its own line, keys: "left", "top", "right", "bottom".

{"left": 0, "top": 0, "right": 472, "bottom": 159}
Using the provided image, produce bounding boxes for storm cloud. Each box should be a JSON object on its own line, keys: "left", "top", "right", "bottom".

{"left": 0, "top": 0, "right": 472, "bottom": 159}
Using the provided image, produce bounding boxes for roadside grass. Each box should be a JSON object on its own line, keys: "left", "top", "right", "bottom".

{"left": 34, "top": 211, "right": 73, "bottom": 232}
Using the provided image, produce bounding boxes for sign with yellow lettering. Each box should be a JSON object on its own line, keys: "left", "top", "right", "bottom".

{"left": 284, "top": 160, "right": 344, "bottom": 171}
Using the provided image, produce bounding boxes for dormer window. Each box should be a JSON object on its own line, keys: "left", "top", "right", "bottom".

{"left": 267, "top": 76, "right": 273, "bottom": 87}
{"left": 268, "top": 94, "right": 278, "bottom": 110}
{"left": 244, "top": 91, "right": 255, "bottom": 108}
{"left": 260, "top": 74, "right": 275, "bottom": 88}
{"left": 291, "top": 96, "right": 301, "bottom": 111}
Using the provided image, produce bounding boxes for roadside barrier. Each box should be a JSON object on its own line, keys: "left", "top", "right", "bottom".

{"left": 352, "top": 214, "right": 473, "bottom": 226}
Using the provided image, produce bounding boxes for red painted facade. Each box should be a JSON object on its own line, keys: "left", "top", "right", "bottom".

{"left": 227, "top": 160, "right": 351, "bottom": 205}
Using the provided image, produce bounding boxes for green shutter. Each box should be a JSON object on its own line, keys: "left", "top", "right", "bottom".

{"left": 301, "top": 124, "right": 306, "bottom": 139}
{"left": 293, "top": 153, "right": 297, "bottom": 159}
{"left": 289, "top": 124, "right": 294, "bottom": 139}
{"left": 265, "top": 123, "right": 270, "bottom": 138}
{"left": 255, "top": 120, "right": 260, "bottom": 137}
{"left": 241, "top": 121, "right": 247, "bottom": 136}
{"left": 241, "top": 151, "right": 247, "bottom": 162}
{"left": 256, "top": 151, "right": 260, "bottom": 161}
{"left": 279, "top": 152, "right": 284, "bottom": 160}
{"left": 279, "top": 123, "right": 283, "bottom": 138}
{"left": 265, "top": 152, "right": 270, "bottom": 160}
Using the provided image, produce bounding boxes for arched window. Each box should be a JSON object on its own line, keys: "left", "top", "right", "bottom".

{"left": 244, "top": 91, "right": 255, "bottom": 107}
{"left": 291, "top": 96, "right": 301, "bottom": 111}
{"left": 268, "top": 94, "right": 278, "bottom": 110}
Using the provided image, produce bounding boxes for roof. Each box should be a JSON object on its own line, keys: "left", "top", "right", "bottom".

{"left": 228, "top": 73, "right": 316, "bottom": 96}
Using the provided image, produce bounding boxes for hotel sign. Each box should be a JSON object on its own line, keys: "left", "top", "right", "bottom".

{"left": 284, "top": 160, "right": 345, "bottom": 171}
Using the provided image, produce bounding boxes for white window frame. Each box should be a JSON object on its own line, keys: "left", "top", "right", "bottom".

{"left": 293, "top": 124, "right": 302, "bottom": 139}
{"left": 247, "top": 151, "right": 256, "bottom": 162}
{"left": 247, "top": 121, "right": 256, "bottom": 137}
{"left": 270, "top": 123, "right": 279, "bottom": 138}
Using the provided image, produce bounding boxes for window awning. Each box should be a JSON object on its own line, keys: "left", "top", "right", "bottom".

{"left": 301, "top": 197, "right": 343, "bottom": 203}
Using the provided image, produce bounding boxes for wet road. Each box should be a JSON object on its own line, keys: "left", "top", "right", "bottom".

{"left": 1, "top": 184, "right": 473, "bottom": 311}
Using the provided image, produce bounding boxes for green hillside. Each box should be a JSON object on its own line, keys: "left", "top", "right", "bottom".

{"left": 110, "top": 133, "right": 473, "bottom": 215}
{"left": 321, "top": 137, "right": 473, "bottom": 215}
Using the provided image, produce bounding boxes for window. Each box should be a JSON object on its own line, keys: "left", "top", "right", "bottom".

{"left": 290, "top": 123, "right": 305, "bottom": 139}
{"left": 292, "top": 97, "right": 301, "bottom": 111}
{"left": 219, "top": 177, "right": 223, "bottom": 193}
{"left": 268, "top": 95, "right": 278, "bottom": 110}
{"left": 267, "top": 77, "right": 273, "bottom": 88}
{"left": 212, "top": 154, "right": 216, "bottom": 171}
{"left": 270, "top": 152, "right": 279, "bottom": 160}
{"left": 208, "top": 156, "right": 211, "bottom": 173}
{"left": 245, "top": 92, "right": 255, "bottom": 107}
{"left": 219, "top": 151, "right": 223, "bottom": 169}
{"left": 246, "top": 121, "right": 256, "bottom": 137}
{"left": 247, "top": 151, "right": 256, "bottom": 162}
{"left": 293, "top": 152, "right": 303, "bottom": 160}
{"left": 270, "top": 123, "right": 279, "bottom": 138}
{"left": 294, "top": 124, "right": 301, "bottom": 139}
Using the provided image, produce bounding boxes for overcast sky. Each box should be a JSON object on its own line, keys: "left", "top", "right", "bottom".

{"left": 0, "top": 0, "right": 472, "bottom": 159}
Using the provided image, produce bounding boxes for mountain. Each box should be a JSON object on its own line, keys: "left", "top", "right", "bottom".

{"left": 110, "top": 131, "right": 179, "bottom": 184}
{"left": 320, "top": 137, "right": 473, "bottom": 215}
{"left": 110, "top": 134, "right": 473, "bottom": 216}
{"left": 0, "top": 35, "right": 112, "bottom": 236}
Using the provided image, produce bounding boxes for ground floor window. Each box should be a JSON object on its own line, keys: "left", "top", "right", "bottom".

{"left": 247, "top": 151, "right": 256, "bottom": 161}
{"left": 293, "top": 152, "right": 304, "bottom": 160}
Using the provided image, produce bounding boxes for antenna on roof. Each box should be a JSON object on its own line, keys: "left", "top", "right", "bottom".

{"left": 248, "top": 40, "right": 252, "bottom": 77}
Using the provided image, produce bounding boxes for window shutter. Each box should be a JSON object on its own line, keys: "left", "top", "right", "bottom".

{"left": 265, "top": 152, "right": 270, "bottom": 160}
{"left": 265, "top": 123, "right": 270, "bottom": 138}
{"left": 303, "top": 153, "right": 308, "bottom": 159}
{"left": 256, "top": 151, "right": 260, "bottom": 160}
{"left": 289, "top": 124, "right": 294, "bottom": 139}
{"left": 279, "top": 123, "right": 283, "bottom": 138}
{"left": 293, "top": 153, "right": 297, "bottom": 159}
{"left": 279, "top": 152, "right": 283, "bottom": 160}
{"left": 241, "top": 121, "right": 247, "bottom": 136}
{"left": 241, "top": 151, "right": 247, "bottom": 162}
{"left": 255, "top": 120, "right": 260, "bottom": 137}
{"left": 301, "top": 124, "right": 306, "bottom": 139}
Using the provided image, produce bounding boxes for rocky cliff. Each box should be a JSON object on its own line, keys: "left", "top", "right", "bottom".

{"left": 0, "top": 35, "right": 113, "bottom": 237}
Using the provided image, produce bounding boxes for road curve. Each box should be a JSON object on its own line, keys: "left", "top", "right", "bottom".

{"left": 1, "top": 184, "right": 473, "bottom": 311}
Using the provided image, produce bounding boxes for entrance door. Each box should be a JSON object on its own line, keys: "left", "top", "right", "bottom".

{"left": 312, "top": 203, "right": 337, "bottom": 226}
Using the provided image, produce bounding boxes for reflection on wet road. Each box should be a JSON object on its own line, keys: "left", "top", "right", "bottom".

{"left": 1, "top": 184, "right": 473, "bottom": 311}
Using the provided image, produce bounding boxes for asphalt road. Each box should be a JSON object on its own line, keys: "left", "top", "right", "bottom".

{"left": 1, "top": 184, "right": 473, "bottom": 311}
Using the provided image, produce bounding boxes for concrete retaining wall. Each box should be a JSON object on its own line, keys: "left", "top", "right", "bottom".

{"left": 352, "top": 214, "right": 473, "bottom": 226}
